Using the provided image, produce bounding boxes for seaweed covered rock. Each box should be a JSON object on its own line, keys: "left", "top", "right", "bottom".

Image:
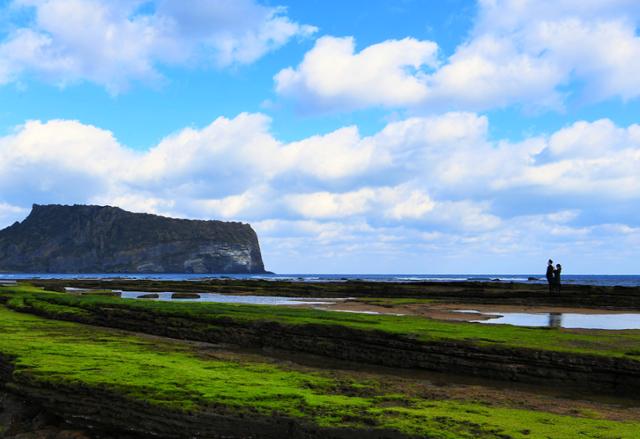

{"left": 171, "top": 293, "right": 200, "bottom": 299}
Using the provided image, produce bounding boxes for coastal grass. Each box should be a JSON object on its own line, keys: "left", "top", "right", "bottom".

{"left": 0, "top": 303, "right": 639, "bottom": 438}
{"left": 3, "top": 285, "right": 639, "bottom": 359}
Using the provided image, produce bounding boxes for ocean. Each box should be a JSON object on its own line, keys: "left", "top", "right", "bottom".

{"left": 1, "top": 273, "right": 639, "bottom": 287}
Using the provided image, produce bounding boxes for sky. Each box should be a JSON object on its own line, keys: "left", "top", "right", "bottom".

{"left": 0, "top": 0, "right": 639, "bottom": 274}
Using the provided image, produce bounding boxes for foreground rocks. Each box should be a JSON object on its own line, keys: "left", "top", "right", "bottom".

{"left": 0, "top": 390, "right": 97, "bottom": 439}
{"left": 1, "top": 292, "right": 639, "bottom": 439}
{"left": 11, "top": 295, "right": 640, "bottom": 396}
{"left": 0, "top": 353, "right": 413, "bottom": 439}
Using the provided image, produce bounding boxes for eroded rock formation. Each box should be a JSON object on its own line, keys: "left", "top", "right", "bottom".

{"left": 0, "top": 204, "right": 266, "bottom": 274}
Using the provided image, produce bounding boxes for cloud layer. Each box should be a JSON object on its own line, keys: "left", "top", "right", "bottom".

{"left": 0, "top": 0, "right": 316, "bottom": 92}
{"left": 1, "top": 112, "right": 638, "bottom": 272}
{"left": 276, "top": 0, "right": 640, "bottom": 112}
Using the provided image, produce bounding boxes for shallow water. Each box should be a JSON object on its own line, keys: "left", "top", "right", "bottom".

{"left": 465, "top": 310, "right": 640, "bottom": 330}
{"left": 120, "top": 291, "right": 335, "bottom": 306}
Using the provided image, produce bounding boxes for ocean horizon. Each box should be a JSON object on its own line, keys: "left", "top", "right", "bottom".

{"left": 2, "top": 273, "right": 639, "bottom": 287}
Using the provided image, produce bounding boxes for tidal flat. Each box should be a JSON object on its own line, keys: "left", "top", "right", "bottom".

{"left": 1, "top": 282, "right": 639, "bottom": 438}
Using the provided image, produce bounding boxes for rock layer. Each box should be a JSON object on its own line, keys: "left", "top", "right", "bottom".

{"left": 0, "top": 204, "right": 266, "bottom": 274}
{"left": 0, "top": 353, "right": 411, "bottom": 439}
{"left": 10, "top": 296, "right": 640, "bottom": 395}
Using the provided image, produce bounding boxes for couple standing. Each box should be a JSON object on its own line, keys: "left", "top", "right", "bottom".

{"left": 546, "top": 259, "right": 562, "bottom": 293}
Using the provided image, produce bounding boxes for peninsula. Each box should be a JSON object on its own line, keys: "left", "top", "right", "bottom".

{"left": 0, "top": 204, "right": 266, "bottom": 274}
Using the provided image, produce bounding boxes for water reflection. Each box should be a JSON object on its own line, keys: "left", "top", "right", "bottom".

{"left": 548, "top": 312, "right": 562, "bottom": 328}
{"left": 120, "top": 291, "right": 335, "bottom": 306}
{"left": 467, "top": 311, "right": 640, "bottom": 330}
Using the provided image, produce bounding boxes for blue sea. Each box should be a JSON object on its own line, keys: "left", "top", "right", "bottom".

{"left": 1, "top": 273, "right": 640, "bottom": 287}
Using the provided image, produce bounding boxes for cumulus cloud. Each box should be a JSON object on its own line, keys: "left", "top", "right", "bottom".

{"left": 2, "top": 111, "right": 639, "bottom": 216}
{"left": 275, "top": 0, "right": 640, "bottom": 112}
{"left": 500, "top": 120, "right": 640, "bottom": 198}
{"left": 0, "top": 0, "right": 316, "bottom": 92}
{"left": 284, "top": 186, "right": 437, "bottom": 220}
{"left": 460, "top": 0, "right": 640, "bottom": 106}
{"left": 0, "top": 112, "right": 639, "bottom": 271}
{"left": 275, "top": 36, "right": 438, "bottom": 111}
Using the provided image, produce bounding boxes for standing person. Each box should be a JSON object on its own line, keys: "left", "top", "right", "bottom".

{"left": 546, "top": 259, "right": 554, "bottom": 293}
{"left": 553, "top": 263, "right": 562, "bottom": 293}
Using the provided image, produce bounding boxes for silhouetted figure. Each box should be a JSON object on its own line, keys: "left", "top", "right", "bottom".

{"left": 553, "top": 263, "right": 562, "bottom": 293}
{"left": 546, "top": 259, "right": 554, "bottom": 293}
{"left": 548, "top": 312, "right": 563, "bottom": 328}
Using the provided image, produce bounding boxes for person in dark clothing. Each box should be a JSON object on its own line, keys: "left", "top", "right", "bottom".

{"left": 546, "top": 259, "right": 554, "bottom": 293}
{"left": 553, "top": 264, "right": 562, "bottom": 293}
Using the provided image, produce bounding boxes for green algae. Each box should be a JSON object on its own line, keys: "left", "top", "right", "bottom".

{"left": 0, "top": 304, "right": 639, "bottom": 438}
{"left": 4, "top": 285, "right": 640, "bottom": 360}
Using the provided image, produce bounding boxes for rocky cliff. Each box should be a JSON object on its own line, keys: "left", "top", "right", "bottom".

{"left": 0, "top": 204, "right": 266, "bottom": 273}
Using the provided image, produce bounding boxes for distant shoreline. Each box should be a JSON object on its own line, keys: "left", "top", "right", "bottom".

{"left": 2, "top": 273, "right": 640, "bottom": 287}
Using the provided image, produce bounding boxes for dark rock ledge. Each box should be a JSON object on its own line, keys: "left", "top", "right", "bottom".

{"left": 0, "top": 365, "right": 412, "bottom": 439}
{"left": 11, "top": 299, "right": 640, "bottom": 396}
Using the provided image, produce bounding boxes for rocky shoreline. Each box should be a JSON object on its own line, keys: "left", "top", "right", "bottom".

{"left": 6, "top": 289, "right": 640, "bottom": 395}
{"left": 2, "top": 281, "right": 639, "bottom": 439}
{"left": 26, "top": 278, "right": 640, "bottom": 309}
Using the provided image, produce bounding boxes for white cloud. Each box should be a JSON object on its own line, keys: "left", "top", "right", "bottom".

{"left": 190, "top": 186, "right": 274, "bottom": 220}
{"left": 275, "top": 1, "right": 640, "bottom": 112}
{"left": 500, "top": 120, "right": 640, "bottom": 198}
{"left": 426, "top": 34, "right": 564, "bottom": 110}
{"left": 384, "top": 189, "right": 435, "bottom": 220}
{"left": 278, "top": 125, "right": 387, "bottom": 180}
{"left": 154, "top": 0, "right": 317, "bottom": 66}
{"left": 285, "top": 189, "right": 375, "bottom": 219}
{"left": 284, "top": 186, "right": 436, "bottom": 220}
{"left": 547, "top": 119, "right": 635, "bottom": 158}
{"left": 0, "top": 0, "right": 316, "bottom": 92}
{"left": 275, "top": 36, "right": 438, "bottom": 111}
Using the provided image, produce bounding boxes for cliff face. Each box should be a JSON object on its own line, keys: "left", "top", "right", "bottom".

{"left": 0, "top": 204, "right": 266, "bottom": 274}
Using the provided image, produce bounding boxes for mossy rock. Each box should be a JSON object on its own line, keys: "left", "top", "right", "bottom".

{"left": 171, "top": 293, "right": 200, "bottom": 299}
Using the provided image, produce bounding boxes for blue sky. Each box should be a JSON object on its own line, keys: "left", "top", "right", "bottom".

{"left": 1, "top": 0, "right": 639, "bottom": 274}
